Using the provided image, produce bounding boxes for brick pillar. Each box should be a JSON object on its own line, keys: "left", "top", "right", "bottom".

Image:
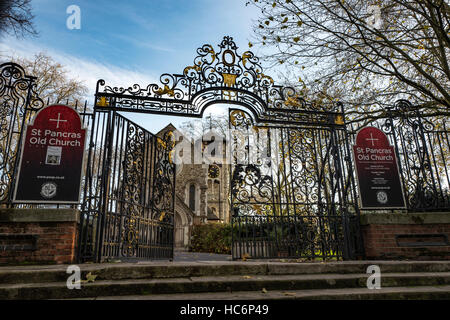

{"left": 360, "top": 212, "right": 450, "bottom": 260}
{"left": 0, "top": 208, "right": 79, "bottom": 265}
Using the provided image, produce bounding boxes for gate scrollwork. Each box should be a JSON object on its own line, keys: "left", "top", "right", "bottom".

{"left": 0, "top": 62, "right": 44, "bottom": 204}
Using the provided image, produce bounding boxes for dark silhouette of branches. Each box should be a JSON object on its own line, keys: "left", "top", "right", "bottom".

{"left": 0, "top": 0, "right": 37, "bottom": 37}
{"left": 248, "top": 0, "right": 450, "bottom": 122}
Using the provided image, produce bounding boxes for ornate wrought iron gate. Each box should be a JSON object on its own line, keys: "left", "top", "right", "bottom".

{"left": 77, "top": 110, "right": 175, "bottom": 262}
{"left": 229, "top": 108, "right": 364, "bottom": 260}
{"left": 84, "top": 36, "right": 365, "bottom": 261}
{"left": 383, "top": 100, "right": 450, "bottom": 211}
{"left": 2, "top": 39, "right": 448, "bottom": 263}
{"left": 0, "top": 63, "right": 44, "bottom": 203}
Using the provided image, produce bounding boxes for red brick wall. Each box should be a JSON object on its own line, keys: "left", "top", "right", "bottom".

{"left": 0, "top": 214, "right": 78, "bottom": 265}
{"left": 361, "top": 223, "right": 450, "bottom": 260}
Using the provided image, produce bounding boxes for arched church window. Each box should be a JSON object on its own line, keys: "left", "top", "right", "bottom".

{"left": 189, "top": 184, "right": 196, "bottom": 211}
{"left": 214, "top": 180, "right": 220, "bottom": 194}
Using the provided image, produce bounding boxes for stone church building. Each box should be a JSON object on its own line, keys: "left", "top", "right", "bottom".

{"left": 158, "top": 124, "right": 230, "bottom": 250}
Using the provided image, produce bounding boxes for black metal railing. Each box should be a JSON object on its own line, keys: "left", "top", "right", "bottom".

{"left": 0, "top": 62, "right": 93, "bottom": 208}
{"left": 349, "top": 100, "right": 450, "bottom": 212}
{"left": 385, "top": 100, "right": 450, "bottom": 211}
{"left": 228, "top": 106, "right": 364, "bottom": 260}
{"left": 231, "top": 214, "right": 358, "bottom": 260}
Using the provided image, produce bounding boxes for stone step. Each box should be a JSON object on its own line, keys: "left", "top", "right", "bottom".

{"left": 1, "top": 272, "right": 450, "bottom": 300}
{"left": 2, "top": 260, "right": 450, "bottom": 284}
{"left": 82, "top": 285, "right": 450, "bottom": 300}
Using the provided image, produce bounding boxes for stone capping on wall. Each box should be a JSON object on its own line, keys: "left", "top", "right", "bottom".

{"left": 0, "top": 208, "right": 80, "bottom": 223}
{"left": 360, "top": 211, "right": 450, "bottom": 225}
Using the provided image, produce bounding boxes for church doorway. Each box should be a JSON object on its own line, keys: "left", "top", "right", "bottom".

{"left": 174, "top": 212, "right": 184, "bottom": 249}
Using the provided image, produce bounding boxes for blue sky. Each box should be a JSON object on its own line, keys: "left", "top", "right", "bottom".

{"left": 1, "top": 0, "right": 268, "bottom": 132}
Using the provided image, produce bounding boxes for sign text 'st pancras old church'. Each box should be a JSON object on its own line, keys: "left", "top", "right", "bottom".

{"left": 352, "top": 126, "right": 406, "bottom": 209}
{"left": 13, "top": 105, "right": 86, "bottom": 203}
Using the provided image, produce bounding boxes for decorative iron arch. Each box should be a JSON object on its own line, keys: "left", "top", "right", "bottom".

{"left": 95, "top": 36, "right": 344, "bottom": 126}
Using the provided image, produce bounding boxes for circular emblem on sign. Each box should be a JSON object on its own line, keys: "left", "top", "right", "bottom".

{"left": 41, "top": 182, "right": 57, "bottom": 199}
{"left": 376, "top": 191, "right": 388, "bottom": 204}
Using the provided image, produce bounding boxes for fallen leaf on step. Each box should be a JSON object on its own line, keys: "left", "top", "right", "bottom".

{"left": 85, "top": 272, "right": 98, "bottom": 283}
{"left": 242, "top": 275, "right": 253, "bottom": 279}
{"left": 242, "top": 253, "right": 251, "bottom": 261}
{"left": 261, "top": 288, "right": 268, "bottom": 294}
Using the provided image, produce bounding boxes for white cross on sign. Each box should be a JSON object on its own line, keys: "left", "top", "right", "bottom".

{"left": 49, "top": 113, "right": 67, "bottom": 129}
{"left": 366, "top": 132, "right": 379, "bottom": 146}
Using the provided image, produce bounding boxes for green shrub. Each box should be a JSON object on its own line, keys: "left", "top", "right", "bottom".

{"left": 190, "top": 223, "right": 233, "bottom": 254}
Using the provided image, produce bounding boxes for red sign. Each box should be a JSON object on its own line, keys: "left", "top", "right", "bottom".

{"left": 13, "top": 105, "right": 86, "bottom": 203}
{"left": 353, "top": 126, "right": 406, "bottom": 209}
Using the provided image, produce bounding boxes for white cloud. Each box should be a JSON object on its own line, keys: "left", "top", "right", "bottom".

{"left": 0, "top": 38, "right": 238, "bottom": 133}
{"left": 112, "top": 34, "right": 175, "bottom": 53}
{"left": 0, "top": 38, "right": 159, "bottom": 100}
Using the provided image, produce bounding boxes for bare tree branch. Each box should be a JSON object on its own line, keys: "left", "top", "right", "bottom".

{"left": 0, "top": 0, "right": 37, "bottom": 38}
{"left": 10, "top": 53, "right": 88, "bottom": 104}
{"left": 248, "top": 0, "right": 450, "bottom": 123}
